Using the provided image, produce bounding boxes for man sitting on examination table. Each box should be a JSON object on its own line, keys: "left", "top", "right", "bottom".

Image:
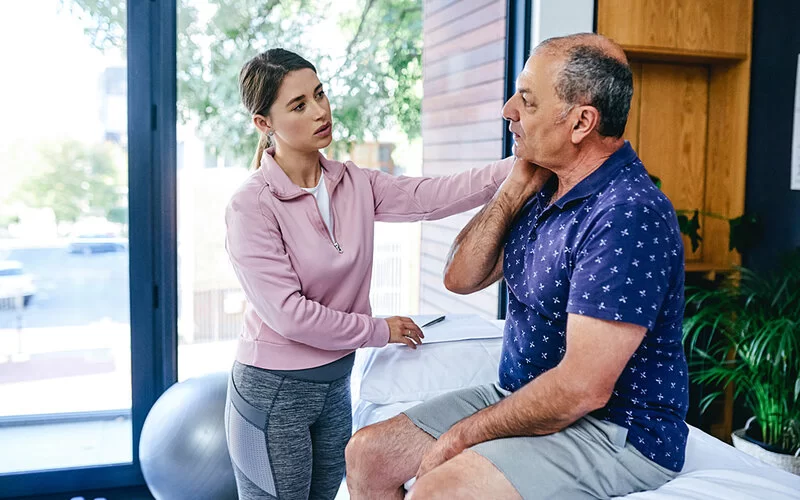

{"left": 345, "top": 33, "right": 689, "bottom": 500}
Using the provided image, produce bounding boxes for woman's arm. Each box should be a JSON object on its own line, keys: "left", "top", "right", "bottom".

{"left": 225, "top": 188, "right": 391, "bottom": 351}
{"left": 364, "top": 157, "right": 514, "bottom": 223}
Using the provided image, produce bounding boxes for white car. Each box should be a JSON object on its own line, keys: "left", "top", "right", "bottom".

{"left": 67, "top": 233, "right": 127, "bottom": 254}
{"left": 0, "top": 260, "right": 36, "bottom": 308}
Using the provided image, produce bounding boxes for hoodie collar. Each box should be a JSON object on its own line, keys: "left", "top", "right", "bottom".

{"left": 259, "top": 147, "right": 346, "bottom": 200}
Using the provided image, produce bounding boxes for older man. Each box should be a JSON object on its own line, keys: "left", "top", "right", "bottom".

{"left": 345, "top": 33, "right": 689, "bottom": 499}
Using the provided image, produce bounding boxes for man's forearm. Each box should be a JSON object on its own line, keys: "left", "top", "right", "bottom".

{"left": 448, "top": 367, "right": 605, "bottom": 448}
{"left": 444, "top": 181, "right": 533, "bottom": 293}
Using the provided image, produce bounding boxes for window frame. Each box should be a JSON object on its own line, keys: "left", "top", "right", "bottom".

{"left": 0, "top": 0, "right": 178, "bottom": 496}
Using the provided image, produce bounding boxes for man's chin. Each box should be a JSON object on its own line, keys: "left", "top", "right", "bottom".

{"left": 513, "top": 146, "right": 534, "bottom": 163}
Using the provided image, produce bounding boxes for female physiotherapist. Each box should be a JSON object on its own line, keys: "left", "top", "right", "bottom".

{"left": 224, "top": 48, "right": 514, "bottom": 500}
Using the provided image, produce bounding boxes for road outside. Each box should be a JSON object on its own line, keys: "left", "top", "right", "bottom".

{"left": 0, "top": 244, "right": 129, "bottom": 330}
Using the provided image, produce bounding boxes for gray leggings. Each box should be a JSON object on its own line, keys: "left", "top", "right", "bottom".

{"left": 225, "top": 361, "right": 352, "bottom": 500}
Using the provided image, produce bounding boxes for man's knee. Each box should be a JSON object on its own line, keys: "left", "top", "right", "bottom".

{"left": 346, "top": 422, "right": 392, "bottom": 476}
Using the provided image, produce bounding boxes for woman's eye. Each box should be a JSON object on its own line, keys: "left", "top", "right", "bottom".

{"left": 316, "top": 90, "right": 325, "bottom": 99}
{"left": 293, "top": 102, "right": 305, "bottom": 112}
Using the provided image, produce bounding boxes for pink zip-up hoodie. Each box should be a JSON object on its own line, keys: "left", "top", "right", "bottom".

{"left": 225, "top": 148, "right": 513, "bottom": 370}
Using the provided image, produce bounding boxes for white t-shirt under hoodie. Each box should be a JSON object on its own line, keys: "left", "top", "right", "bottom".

{"left": 301, "top": 173, "right": 334, "bottom": 239}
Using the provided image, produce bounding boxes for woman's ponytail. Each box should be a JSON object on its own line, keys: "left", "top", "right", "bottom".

{"left": 252, "top": 133, "right": 270, "bottom": 169}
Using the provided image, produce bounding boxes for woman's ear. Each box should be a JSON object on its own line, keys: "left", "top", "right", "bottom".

{"left": 253, "top": 114, "right": 271, "bottom": 135}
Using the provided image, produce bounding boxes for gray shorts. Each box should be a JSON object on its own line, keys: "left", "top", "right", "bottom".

{"left": 402, "top": 384, "right": 677, "bottom": 499}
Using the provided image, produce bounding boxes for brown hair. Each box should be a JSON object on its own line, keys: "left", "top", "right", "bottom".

{"left": 239, "top": 49, "right": 317, "bottom": 168}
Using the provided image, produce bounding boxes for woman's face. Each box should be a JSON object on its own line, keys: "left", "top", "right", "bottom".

{"left": 255, "top": 68, "right": 333, "bottom": 153}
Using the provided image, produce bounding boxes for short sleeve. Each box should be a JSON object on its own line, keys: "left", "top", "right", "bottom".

{"left": 567, "top": 203, "right": 679, "bottom": 330}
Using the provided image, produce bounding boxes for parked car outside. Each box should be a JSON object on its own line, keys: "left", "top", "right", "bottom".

{"left": 0, "top": 260, "right": 36, "bottom": 308}
{"left": 67, "top": 234, "right": 127, "bottom": 254}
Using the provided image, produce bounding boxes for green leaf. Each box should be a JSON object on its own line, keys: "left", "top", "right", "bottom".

{"left": 648, "top": 174, "right": 662, "bottom": 189}
{"left": 795, "top": 377, "right": 800, "bottom": 404}
{"left": 678, "top": 210, "right": 702, "bottom": 253}
{"left": 728, "top": 213, "right": 760, "bottom": 253}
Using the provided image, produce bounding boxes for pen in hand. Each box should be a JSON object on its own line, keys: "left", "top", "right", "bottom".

{"left": 421, "top": 315, "right": 446, "bottom": 328}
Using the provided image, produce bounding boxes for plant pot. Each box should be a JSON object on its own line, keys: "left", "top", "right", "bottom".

{"left": 731, "top": 417, "right": 800, "bottom": 476}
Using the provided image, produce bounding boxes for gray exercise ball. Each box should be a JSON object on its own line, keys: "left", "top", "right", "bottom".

{"left": 140, "top": 371, "right": 237, "bottom": 500}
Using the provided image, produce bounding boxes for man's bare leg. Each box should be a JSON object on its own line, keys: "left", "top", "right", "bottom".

{"left": 405, "top": 450, "right": 522, "bottom": 500}
{"left": 346, "top": 414, "right": 435, "bottom": 500}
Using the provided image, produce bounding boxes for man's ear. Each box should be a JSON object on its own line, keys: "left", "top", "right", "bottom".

{"left": 253, "top": 114, "right": 271, "bottom": 135}
{"left": 570, "top": 106, "right": 600, "bottom": 144}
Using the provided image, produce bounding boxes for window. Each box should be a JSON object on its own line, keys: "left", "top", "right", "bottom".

{"left": 0, "top": 0, "right": 132, "bottom": 475}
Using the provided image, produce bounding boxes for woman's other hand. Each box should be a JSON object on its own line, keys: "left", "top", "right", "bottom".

{"left": 506, "top": 157, "right": 552, "bottom": 197}
{"left": 386, "top": 316, "right": 424, "bottom": 349}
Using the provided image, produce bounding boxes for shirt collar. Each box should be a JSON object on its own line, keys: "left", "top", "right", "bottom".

{"left": 547, "top": 141, "right": 637, "bottom": 210}
{"left": 260, "top": 147, "right": 345, "bottom": 200}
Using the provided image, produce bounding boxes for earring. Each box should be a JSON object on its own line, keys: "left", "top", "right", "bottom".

{"left": 267, "top": 130, "right": 274, "bottom": 138}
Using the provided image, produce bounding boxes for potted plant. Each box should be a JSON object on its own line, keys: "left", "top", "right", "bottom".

{"left": 683, "top": 248, "right": 800, "bottom": 474}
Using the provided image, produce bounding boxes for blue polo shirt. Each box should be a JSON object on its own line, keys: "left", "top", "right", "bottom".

{"left": 500, "top": 142, "right": 689, "bottom": 471}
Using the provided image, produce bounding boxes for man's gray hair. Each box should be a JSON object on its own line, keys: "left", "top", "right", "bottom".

{"left": 540, "top": 38, "right": 634, "bottom": 138}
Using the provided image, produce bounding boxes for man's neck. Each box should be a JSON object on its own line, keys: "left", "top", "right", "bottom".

{"left": 550, "top": 139, "right": 624, "bottom": 202}
{"left": 273, "top": 146, "right": 322, "bottom": 188}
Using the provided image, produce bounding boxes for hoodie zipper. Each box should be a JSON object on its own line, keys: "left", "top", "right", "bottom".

{"left": 307, "top": 183, "right": 343, "bottom": 254}
{"left": 329, "top": 188, "right": 342, "bottom": 253}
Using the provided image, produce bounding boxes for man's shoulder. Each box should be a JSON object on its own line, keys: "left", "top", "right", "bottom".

{"left": 575, "top": 193, "right": 683, "bottom": 255}
{"left": 589, "top": 166, "right": 678, "bottom": 228}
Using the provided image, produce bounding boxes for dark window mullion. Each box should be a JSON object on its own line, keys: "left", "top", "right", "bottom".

{"left": 152, "top": 0, "right": 179, "bottom": 394}
{"left": 498, "top": 0, "right": 532, "bottom": 320}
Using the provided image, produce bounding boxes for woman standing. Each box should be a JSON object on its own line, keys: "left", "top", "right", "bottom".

{"left": 224, "top": 48, "right": 513, "bottom": 499}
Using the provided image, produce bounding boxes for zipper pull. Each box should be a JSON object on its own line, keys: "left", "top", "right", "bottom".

{"left": 333, "top": 241, "right": 343, "bottom": 253}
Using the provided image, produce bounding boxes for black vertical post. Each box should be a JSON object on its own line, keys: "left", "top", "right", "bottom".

{"left": 498, "top": 0, "right": 532, "bottom": 319}
{"left": 129, "top": 0, "right": 178, "bottom": 469}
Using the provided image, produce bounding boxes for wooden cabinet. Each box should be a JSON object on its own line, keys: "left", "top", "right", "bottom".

{"left": 635, "top": 63, "right": 710, "bottom": 262}
{"left": 598, "top": 0, "right": 751, "bottom": 60}
{"left": 599, "top": 0, "right": 754, "bottom": 443}
{"left": 600, "top": 0, "right": 753, "bottom": 272}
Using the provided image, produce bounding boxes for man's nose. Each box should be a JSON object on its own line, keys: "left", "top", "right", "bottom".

{"left": 502, "top": 97, "right": 519, "bottom": 122}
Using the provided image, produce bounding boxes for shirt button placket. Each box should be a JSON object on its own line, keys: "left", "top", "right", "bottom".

{"left": 529, "top": 216, "right": 541, "bottom": 242}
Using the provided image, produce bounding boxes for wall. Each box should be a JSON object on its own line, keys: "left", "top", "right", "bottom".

{"left": 419, "top": 0, "right": 508, "bottom": 318}
{"left": 531, "top": 0, "right": 594, "bottom": 45}
{"left": 744, "top": 0, "right": 800, "bottom": 270}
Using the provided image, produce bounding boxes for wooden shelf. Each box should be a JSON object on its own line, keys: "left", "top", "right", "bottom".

{"left": 685, "top": 262, "right": 739, "bottom": 281}
{"left": 622, "top": 45, "right": 747, "bottom": 64}
{"left": 685, "top": 262, "right": 735, "bottom": 273}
